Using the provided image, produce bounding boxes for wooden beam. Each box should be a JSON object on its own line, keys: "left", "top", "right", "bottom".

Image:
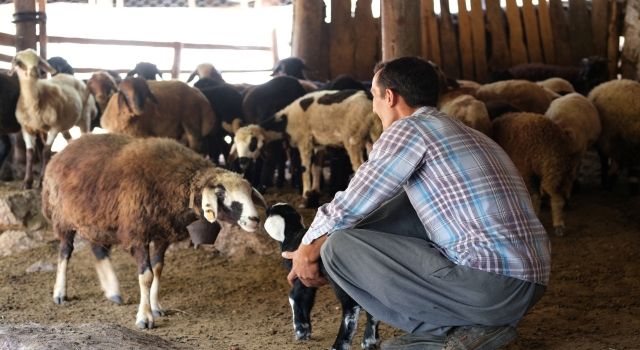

{"left": 505, "top": 0, "right": 528, "bottom": 64}
{"left": 457, "top": 0, "right": 474, "bottom": 80}
{"left": 591, "top": 0, "right": 609, "bottom": 57}
{"left": 486, "top": 0, "right": 511, "bottom": 71}
{"left": 381, "top": 0, "right": 421, "bottom": 60}
{"left": 354, "top": 0, "right": 379, "bottom": 80}
{"left": 537, "top": 0, "right": 555, "bottom": 64}
{"left": 292, "top": 0, "right": 328, "bottom": 80}
{"left": 568, "top": 0, "right": 595, "bottom": 63}
{"left": 329, "top": 0, "right": 354, "bottom": 78}
{"left": 549, "top": 0, "right": 572, "bottom": 65}
{"left": 37, "top": 0, "right": 46, "bottom": 59}
{"left": 14, "top": 0, "right": 38, "bottom": 51}
{"left": 171, "top": 42, "right": 181, "bottom": 79}
{"left": 420, "top": 0, "right": 441, "bottom": 66}
{"left": 439, "top": 0, "right": 460, "bottom": 78}
{"left": 470, "top": 0, "right": 487, "bottom": 82}
{"left": 621, "top": 0, "right": 639, "bottom": 79}
{"left": 522, "top": 0, "right": 542, "bottom": 63}
{"left": 608, "top": 0, "right": 620, "bottom": 79}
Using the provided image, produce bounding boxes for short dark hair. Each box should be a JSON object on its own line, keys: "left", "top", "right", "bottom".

{"left": 373, "top": 56, "right": 439, "bottom": 107}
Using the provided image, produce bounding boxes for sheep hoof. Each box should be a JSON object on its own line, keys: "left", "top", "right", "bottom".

{"left": 152, "top": 309, "right": 166, "bottom": 317}
{"left": 136, "top": 320, "right": 154, "bottom": 329}
{"left": 554, "top": 226, "right": 565, "bottom": 236}
{"left": 295, "top": 331, "right": 311, "bottom": 341}
{"left": 109, "top": 295, "right": 123, "bottom": 305}
{"left": 53, "top": 296, "right": 65, "bottom": 305}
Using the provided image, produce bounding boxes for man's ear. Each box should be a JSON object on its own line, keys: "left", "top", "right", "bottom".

{"left": 386, "top": 88, "right": 398, "bottom": 107}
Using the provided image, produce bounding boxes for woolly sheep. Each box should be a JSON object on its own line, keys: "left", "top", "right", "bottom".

{"left": 492, "top": 113, "right": 581, "bottom": 236}
{"left": 475, "top": 80, "right": 554, "bottom": 115}
{"left": 42, "top": 133, "right": 267, "bottom": 329}
{"left": 588, "top": 79, "right": 640, "bottom": 193}
{"left": 86, "top": 71, "right": 118, "bottom": 116}
{"left": 274, "top": 90, "right": 382, "bottom": 204}
{"left": 438, "top": 93, "right": 492, "bottom": 137}
{"left": 536, "top": 77, "right": 575, "bottom": 96}
{"left": 100, "top": 77, "right": 216, "bottom": 153}
{"left": 545, "top": 93, "right": 601, "bottom": 155}
{"left": 10, "top": 49, "right": 94, "bottom": 189}
{"left": 264, "top": 203, "right": 380, "bottom": 349}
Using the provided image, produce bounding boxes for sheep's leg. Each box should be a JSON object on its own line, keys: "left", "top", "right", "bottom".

{"left": 150, "top": 240, "right": 171, "bottom": 317}
{"left": 53, "top": 230, "right": 76, "bottom": 304}
{"left": 549, "top": 194, "right": 566, "bottom": 236}
{"left": 299, "top": 145, "right": 313, "bottom": 200}
{"left": 288, "top": 279, "right": 316, "bottom": 341}
{"left": 38, "top": 130, "right": 58, "bottom": 187}
{"left": 132, "top": 244, "right": 155, "bottom": 329}
{"left": 361, "top": 312, "right": 381, "bottom": 350}
{"left": 21, "top": 130, "right": 36, "bottom": 189}
{"left": 344, "top": 144, "right": 365, "bottom": 172}
{"left": 330, "top": 281, "right": 362, "bottom": 350}
{"left": 310, "top": 149, "right": 323, "bottom": 194}
{"left": 91, "top": 244, "right": 122, "bottom": 304}
{"left": 61, "top": 131, "right": 72, "bottom": 141}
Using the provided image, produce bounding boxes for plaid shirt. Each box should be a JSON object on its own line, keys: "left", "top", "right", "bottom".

{"left": 304, "top": 106, "right": 551, "bottom": 285}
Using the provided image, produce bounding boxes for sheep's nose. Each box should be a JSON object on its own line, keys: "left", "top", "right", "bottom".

{"left": 239, "top": 157, "right": 251, "bottom": 170}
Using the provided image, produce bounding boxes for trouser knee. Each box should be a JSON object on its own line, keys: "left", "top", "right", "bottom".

{"left": 320, "top": 231, "right": 349, "bottom": 275}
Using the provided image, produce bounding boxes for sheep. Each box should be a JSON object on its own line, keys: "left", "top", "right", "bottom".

{"left": 0, "top": 72, "right": 21, "bottom": 178}
{"left": 42, "top": 133, "right": 267, "bottom": 329}
{"left": 544, "top": 93, "right": 601, "bottom": 155}
{"left": 10, "top": 49, "right": 94, "bottom": 189}
{"left": 264, "top": 203, "right": 380, "bottom": 350}
{"left": 588, "top": 79, "right": 640, "bottom": 194}
{"left": 492, "top": 113, "right": 582, "bottom": 236}
{"left": 126, "top": 61, "right": 163, "bottom": 80}
{"left": 86, "top": 70, "right": 118, "bottom": 117}
{"left": 274, "top": 90, "right": 382, "bottom": 206}
{"left": 475, "top": 80, "right": 554, "bottom": 115}
{"left": 489, "top": 56, "right": 608, "bottom": 95}
{"left": 272, "top": 57, "right": 309, "bottom": 79}
{"left": 438, "top": 93, "right": 492, "bottom": 137}
{"left": 100, "top": 77, "right": 216, "bottom": 153}
{"left": 187, "top": 63, "right": 225, "bottom": 85}
{"left": 47, "top": 56, "right": 74, "bottom": 76}
{"left": 536, "top": 77, "right": 575, "bottom": 96}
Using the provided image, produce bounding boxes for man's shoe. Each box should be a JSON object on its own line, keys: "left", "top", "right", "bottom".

{"left": 380, "top": 331, "right": 445, "bottom": 350}
{"left": 444, "top": 326, "right": 516, "bottom": 350}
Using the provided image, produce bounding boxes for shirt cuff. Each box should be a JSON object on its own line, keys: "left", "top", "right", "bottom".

{"left": 301, "top": 220, "right": 336, "bottom": 245}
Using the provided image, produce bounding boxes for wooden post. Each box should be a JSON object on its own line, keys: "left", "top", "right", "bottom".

{"left": 505, "top": 0, "right": 528, "bottom": 65}
{"left": 537, "top": 0, "right": 556, "bottom": 64}
{"left": 354, "top": 0, "right": 379, "bottom": 80}
{"left": 621, "top": 0, "right": 639, "bottom": 79}
{"left": 549, "top": 0, "right": 572, "bottom": 65}
{"left": 37, "top": 0, "right": 46, "bottom": 59}
{"left": 439, "top": 0, "right": 460, "bottom": 78}
{"left": 522, "top": 0, "right": 542, "bottom": 63}
{"left": 329, "top": 0, "right": 354, "bottom": 78}
{"left": 292, "top": 0, "right": 328, "bottom": 81}
{"left": 172, "top": 42, "right": 182, "bottom": 79}
{"left": 607, "top": 0, "right": 619, "bottom": 79}
{"left": 486, "top": 0, "right": 511, "bottom": 71}
{"left": 271, "top": 28, "right": 279, "bottom": 66}
{"left": 420, "top": 0, "right": 441, "bottom": 66}
{"left": 381, "top": 0, "right": 421, "bottom": 61}
{"left": 14, "top": 0, "right": 38, "bottom": 51}
{"left": 470, "top": 0, "right": 487, "bottom": 82}
{"left": 591, "top": 0, "right": 609, "bottom": 57}
{"left": 457, "top": 0, "right": 473, "bottom": 80}
{"left": 568, "top": 0, "right": 595, "bottom": 63}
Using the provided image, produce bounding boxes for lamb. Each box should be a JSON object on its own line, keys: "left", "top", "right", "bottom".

{"left": 475, "top": 80, "right": 554, "bottom": 115}
{"left": 100, "top": 77, "right": 216, "bottom": 153}
{"left": 186, "top": 63, "right": 225, "bottom": 85}
{"left": 126, "top": 61, "right": 163, "bottom": 80}
{"left": 588, "top": 79, "right": 640, "bottom": 194}
{"left": 544, "top": 93, "right": 601, "bottom": 155}
{"left": 10, "top": 49, "right": 94, "bottom": 189}
{"left": 42, "top": 133, "right": 267, "bottom": 329}
{"left": 86, "top": 70, "right": 118, "bottom": 117}
{"left": 536, "top": 77, "right": 575, "bottom": 96}
{"left": 438, "top": 93, "right": 492, "bottom": 137}
{"left": 264, "top": 203, "right": 380, "bottom": 350}
{"left": 492, "top": 113, "right": 582, "bottom": 236}
{"left": 274, "top": 90, "right": 382, "bottom": 205}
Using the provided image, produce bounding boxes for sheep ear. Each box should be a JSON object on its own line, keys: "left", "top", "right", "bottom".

{"left": 251, "top": 187, "right": 267, "bottom": 209}
{"left": 231, "top": 118, "right": 242, "bottom": 133}
{"left": 201, "top": 187, "right": 220, "bottom": 223}
{"left": 126, "top": 69, "right": 136, "bottom": 78}
{"left": 222, "top": 121, "right": 235, "bottom": 134}
{"left": 117, "top": 91, "right": 134, "bottom": 115}
{"left": 8, "top": 57, "right": 16, "bottom": 76}
{"left": 187, "top": 71, "right": 198, "bottom": 83}
{"left": 227, "top": 143, "right": 237, "bottom": 163}
{"left": 38, "top": 56, "right": 57, "bottom": 75}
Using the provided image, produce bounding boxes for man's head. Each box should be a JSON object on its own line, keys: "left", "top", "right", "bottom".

{"left": 370, "top": 56, "right": 440, "bottom": 129}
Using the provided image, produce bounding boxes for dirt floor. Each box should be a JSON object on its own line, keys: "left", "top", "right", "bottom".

{"left": 1, "top": 165, "right": 639, "bottom": 349}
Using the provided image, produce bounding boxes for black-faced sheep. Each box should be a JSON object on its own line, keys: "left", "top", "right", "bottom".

{"left": 264, "top": 203, "right": 380, "bottom": 350}
{"left": 492, "top": 113, "right": 582, "bottom": 236}
{"left": 187, "top": 63, "right": 225, "bottom": 85}
{"left": 100, "top": 77, "right": 216, "bottom": 153}
{"left": 42, "top": 133, "right": 267, "bottom": 329}
{"left": 274, "top": 90, "right": 382, "bottom": 205}
{"left": 490, "top": 56, "right": 609, "bottom": 95}
{"left": 11, "top": 49, "right": 94, "bottom": 189}
{"left": 126, "top": 62, "right": 163, "bottom": 80}
{"left": 588, "top": 79, "right": 640, "bottom": 194}
{"left": 47, "top": 56, "right": 74, "bottom": 76}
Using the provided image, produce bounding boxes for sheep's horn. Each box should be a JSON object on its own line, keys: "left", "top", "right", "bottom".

{"left": 251, "top": 188, "right": 267, "bottom": 209}
{"left": 187, "top": 71, "right": 198, "bottom": 83}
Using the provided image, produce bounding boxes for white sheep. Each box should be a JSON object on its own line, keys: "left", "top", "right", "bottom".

{"left": 544, "top": 92, "right": 601, "bottom": 155}
{"left": 10, "top": 49, "right": 94, "bottom": 189}
{"left": 438, "top": 93, "right": 492, "bottom": 137}
{"left": 475, "top": 79, "right": 554, "bottom": 115}
{"left": 588, "top": 79, "right": 640, "bottom": 193}
{"left": 274, "top": 90, "right": 382, "bottom": 204}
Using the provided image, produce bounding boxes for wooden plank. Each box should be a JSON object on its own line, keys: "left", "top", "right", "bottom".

{"left": 522, "top": 0, "right": 542, "bottom": 62}
{"left": 420, "top": 0, "right": 441, "bottom": 66}
{"left": 354, "top": 0, "right": 378, "bottom": 80}
{"left": 549, "top": 0, "right": 572, "bottom": 65}
{"left": 486, "top": 0, "right": 511, "bottom": 71}
{"left": 0, "top": 32, "right": 16, "bottom": 46}
{"left": 591, "top": 0, "right": 609, "bottom": 57}
{"left": 292, "top": 0, "right": 329, "bottom": 80}
{"left": 470, "top": 0, "right": 487, "bottom": 82}
{"left": 505, "top": 0, "right": 528, "bottom": 64}
{"left": 608, "top": 0, "right": 620, "bottom": 79}
{"left": 329, "top": 0, "right": 355, "bottom": 77}
{"left": 537, "top": 0, "right": 556, "bottom": 64}
{"left": 381, "top": 0, "right": 421, "bottom": 60}
{"left": 457, "top": 0, "right": 474, "bottom": 80}
{"left": 439, "top": 0, "right": 460, "bottom": 78}
{"left": 47, "top": 36, "right": 272, "bottom": 51}
{"left": 568, "top": 0, "right": 595, "bottom": 63}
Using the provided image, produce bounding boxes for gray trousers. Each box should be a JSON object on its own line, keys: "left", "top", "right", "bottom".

{"left": 320, "top": 191, "right": 546, "bottom": 336}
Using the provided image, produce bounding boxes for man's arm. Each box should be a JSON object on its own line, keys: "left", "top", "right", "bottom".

{"left": 282, "top": 235, "right": 328, "bottom": 287}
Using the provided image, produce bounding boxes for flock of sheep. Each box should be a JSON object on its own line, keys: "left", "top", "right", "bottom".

{"left": 0, "top": 48, "right": 639, "bottom": 347}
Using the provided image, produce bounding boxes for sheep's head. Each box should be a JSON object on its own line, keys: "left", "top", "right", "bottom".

{"left": 271, "top": 57, "right": 309, "bottom": 79}
{"left": 230, "top": 124, "right": 282, "bottom": 171}
{"left": 10, "top": 49, "right": 56, "bottom": 79}
{"left": 195, "top": 171, "right": 267, "bottom": 232}
{"left": 87, "top": 71, "right": 118, "bottom": 110}
{"left": 126, "top": 62, "right": 162, "bottom": 80}
{"left": 579, "top": 56, "right": 608, "bottom": 94}
{"left": 187, "top": 63, "right": 224, "bottom": 84}
{"left": 117, "top": 77, "right": 158, "bottom": 117}
{"left": 264, "top": 203, "right": 305, "bottom": 242}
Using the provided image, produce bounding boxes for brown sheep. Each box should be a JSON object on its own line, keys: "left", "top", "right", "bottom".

{"left": 86, "top": 70, "right": 118, "bottom": 117}
{"left": 100, "top": 77, "right": 216, "bottom": 153}
{"left": 492, "top": 113, "right": 581, "bottom": 236}
{"left": 42, "top": 133, "right": 266, "bottom": 329}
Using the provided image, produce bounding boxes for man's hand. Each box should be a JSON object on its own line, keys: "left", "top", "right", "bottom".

{"left": 282, "top": 235, "right": 328, "bottom": 288}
